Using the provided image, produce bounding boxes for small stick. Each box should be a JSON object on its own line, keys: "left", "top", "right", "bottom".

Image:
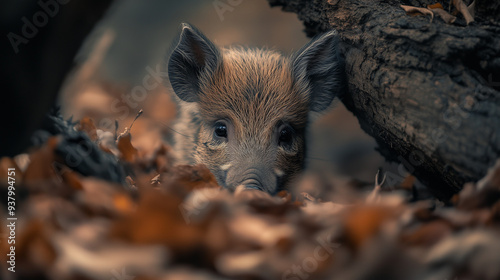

{"left": 129, "top": 109, "right": 143, "bottom": 131}
{"left": 367, "top": 169, "right": 386, "bottom": 203}
{"left": 114, "top": 120, "right": 119, "bottom": 141}
{"left": 116, "top": 109, "right": 144, "bottom": 142}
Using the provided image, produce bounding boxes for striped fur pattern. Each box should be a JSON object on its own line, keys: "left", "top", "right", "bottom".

{"left": 168, "top": 23, "right": 343, "bottom": 194}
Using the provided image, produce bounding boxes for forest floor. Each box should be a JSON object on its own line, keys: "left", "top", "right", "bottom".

{"left": 1, "top": 111, "right": 500, "bottom": 280}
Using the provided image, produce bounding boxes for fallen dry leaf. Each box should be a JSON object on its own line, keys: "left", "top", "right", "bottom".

{"left": 427, "top": 3, "right": 443, "bottom": 9}
{"left": 77, "top": 117, "right": 98, "bottom": 141}
{"left": 401, "top": 5, "right": 434, "bottom": 23}
{"left": 110, "top": 188, "right": 208, "bottom": 254}
{"left": 452, "top": 0, "right": 474, "bottom": 25}
{"left": 430, "top": 7, "right": 457, "bottom": 24}
{"left": 116, "top": 131, "right": 138, "bottom": 162}
{"left": 7, "top": 114, "right": 500, "bottom": 280}
{"left": 341, "top": 205, "right": 398, "bottom": 250}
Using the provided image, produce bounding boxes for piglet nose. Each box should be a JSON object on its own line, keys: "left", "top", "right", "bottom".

{"left": 240, "top": 177, "right": 264, "bottom": 191}
{"left": 226, "top": 165, "right": 277, "bottom": 194}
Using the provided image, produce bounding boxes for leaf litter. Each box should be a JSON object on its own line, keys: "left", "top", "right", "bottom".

{"left": 401, "top": 0, "right": 475, "bottom": 25}
{"left": 1, "top": 112, "right": 500, "bottom": 280}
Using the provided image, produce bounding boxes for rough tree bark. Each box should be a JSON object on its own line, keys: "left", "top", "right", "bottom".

{"left": 269, "top": 0, "right": 500, "bottom": 199}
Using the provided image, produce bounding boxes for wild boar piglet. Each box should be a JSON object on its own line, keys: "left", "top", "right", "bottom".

{"left": 167, "top": 23, "right": 343, "bottom": 194}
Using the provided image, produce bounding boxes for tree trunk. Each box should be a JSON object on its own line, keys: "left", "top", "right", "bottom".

{"left": 269, "top": 0, "right": 500, "bottom": 199}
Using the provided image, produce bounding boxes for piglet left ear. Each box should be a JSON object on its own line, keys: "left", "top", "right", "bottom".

{"left": 292, "top": 30, "right": 344, "bottom": 112}
{"left": 168, "top": 23, "right": 221, "bottom": 103}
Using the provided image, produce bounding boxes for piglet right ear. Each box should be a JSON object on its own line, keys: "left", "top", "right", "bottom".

{"left": 292, "top": 30, "right": 343, "bottom": 112}
{"left": 167, "top": 23, "right": 221, "bottom": 102}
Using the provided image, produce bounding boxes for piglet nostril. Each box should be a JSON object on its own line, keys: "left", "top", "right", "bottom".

{"left": 244, "top": 184, "right": 264, "bottom": 191}
{"left": 226, "top": 167, "right": 277, "bottom": 194}
{"left": 240, "top": 178, "right": 264, "bottom": 191}
{"left": 245, "top": 185, "right": 262, "bottom": 191}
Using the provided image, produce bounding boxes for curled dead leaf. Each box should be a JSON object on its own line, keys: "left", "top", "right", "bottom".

{"left": 452, "top": 0, "right": 474, "bottom": 25}
{"left": 427, "top": 3, "right": 443, "bottom": 9}
{"left": 400, "top": 5, "right": 434, "bottom": 23}
{"left": 429, "top": 7, "right": 457, "bottom": 24}
{"left": 116, "top": 132, "right": 138, "bottom": 163}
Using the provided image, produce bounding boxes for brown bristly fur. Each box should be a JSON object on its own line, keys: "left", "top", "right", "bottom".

{"left": 168, "top": 23, "right": 342, "bottom": 194}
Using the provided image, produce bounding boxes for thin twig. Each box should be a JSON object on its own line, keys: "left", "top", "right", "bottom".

{"left": 129, "top": 109, "right": 143, "bottom": 131}
{"left": 367, "top": 169, "right": 386, "bottom": 203}
{"left": 114, "top": 120, "right": 119, "bottom": 141}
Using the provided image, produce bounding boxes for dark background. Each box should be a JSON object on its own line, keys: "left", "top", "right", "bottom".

{"left": 3, "top": 0, "right": 386, "bottom": 184}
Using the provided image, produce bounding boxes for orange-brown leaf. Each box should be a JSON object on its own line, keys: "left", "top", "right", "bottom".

{"left": 427, "top": 3, "right": 443, "bottom": 9}
{"left": 342, "top": 205, "right": 397, "bottom": 250}
{"left": 77, "top": 117, "right": 98, "bottom": 141}
{"left": 116, "top": 132, "right": 138, "bottom": 162}
{"left": 110, "top": 188, "right": 206, "bottom": 254}
{"left": 23, "top": 137, "right": 63, "bottom": 188}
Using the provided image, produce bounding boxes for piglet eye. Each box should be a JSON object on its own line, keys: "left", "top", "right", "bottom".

{"left": 279, "top": 126, "right": 293, "bottom": 146}
{"left": 214, "top": 122, "right": 227, "bottom": 138}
